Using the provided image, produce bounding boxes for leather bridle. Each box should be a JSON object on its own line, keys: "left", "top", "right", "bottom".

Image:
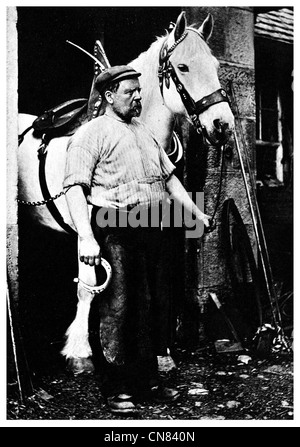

{"left": 158, "top": 28, "right": 230, "bottom": 144}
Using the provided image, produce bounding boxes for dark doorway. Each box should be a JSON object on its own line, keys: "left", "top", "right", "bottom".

{"left": 17, "top": 6, "right": 182, "bottom": 114}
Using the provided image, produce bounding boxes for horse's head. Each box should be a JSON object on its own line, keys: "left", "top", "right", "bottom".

{"left": 159, "top": 12, "right": 234, "bottom": 146}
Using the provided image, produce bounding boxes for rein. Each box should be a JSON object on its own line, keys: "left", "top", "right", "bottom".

{"left": 205, "top": 144, "right": 226, "bottom": 233}
{"left": 158, "top": 29, "right": 230, "bottom": 139}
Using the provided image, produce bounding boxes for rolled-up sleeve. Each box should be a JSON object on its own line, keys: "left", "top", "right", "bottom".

{"left": 158, "top": 144, "right": 176, "bottom": 180}
{"left": 63, "top": 127, "right": 99, "bottom": 193}
{"left": 144, "top": 123, "right": 176, "bottom": 180}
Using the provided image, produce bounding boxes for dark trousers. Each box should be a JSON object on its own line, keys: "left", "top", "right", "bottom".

{"left": 91, "top": 207, "right": 173, "bottom": 398}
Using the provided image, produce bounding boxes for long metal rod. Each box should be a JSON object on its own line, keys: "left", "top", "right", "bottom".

{"left": 7, "top": 283, "right": 24, "bottom": 405}
{"left": 228, "top": 82, "right": 284, "bottom": 328}
{"left": 66, "top": 40, "right": 106, "bottom": 70}
{"left": 233, "top": 131, "right": 280, "bottom": 329}
{"left": 229, "top": 84, "right": 278, "bottom": 300}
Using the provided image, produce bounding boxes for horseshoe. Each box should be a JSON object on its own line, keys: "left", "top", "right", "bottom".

{"left": 73, "top": 258, "right": 112, "bottom": 294}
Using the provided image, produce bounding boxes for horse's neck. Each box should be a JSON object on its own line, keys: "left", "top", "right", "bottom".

{"left": 131, "top": 41, "right": 175, "bottom": 153}
{"left": 140, "top": 98, "right": 175, "bottom": 152}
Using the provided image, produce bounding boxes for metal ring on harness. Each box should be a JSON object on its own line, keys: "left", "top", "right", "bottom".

{"left": 73, "top": 258, "right": 112, "bottom": 294}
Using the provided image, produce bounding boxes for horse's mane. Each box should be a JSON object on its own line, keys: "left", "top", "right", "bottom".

{"left": 129, "top": 34, "right": 167, "bottom": 106}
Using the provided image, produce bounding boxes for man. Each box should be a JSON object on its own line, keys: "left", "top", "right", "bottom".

{"left": 63, "top": 65, "right": 210, "bottom": 415}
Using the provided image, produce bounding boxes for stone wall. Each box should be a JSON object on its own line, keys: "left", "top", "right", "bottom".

{"left": 181, "top": 7, "right": 257, "bottom": 343}
{"left": 7, "top": 7, "right": 21, "bottom": 384}
{"left": 7, "top": 7, "right": 19, "bottom": 307}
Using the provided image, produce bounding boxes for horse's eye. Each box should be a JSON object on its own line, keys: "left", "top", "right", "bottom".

{"left": 178, "top": 64, "right": 189, "bottom": 73}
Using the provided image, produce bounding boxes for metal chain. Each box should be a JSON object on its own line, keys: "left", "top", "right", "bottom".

{"left": 18, "top": 130, "right": 67, "bottom": 207}
{"left": 17, "top": 190, "right": 66, "bottom": 207}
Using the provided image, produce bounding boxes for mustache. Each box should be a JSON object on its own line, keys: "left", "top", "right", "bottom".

{"left": 133, "top": 102, "right": 142, "bottom": 114}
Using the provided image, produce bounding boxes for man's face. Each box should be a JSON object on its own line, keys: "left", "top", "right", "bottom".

{"left": 107, "top": 78, "right": 142, "bottom": 122}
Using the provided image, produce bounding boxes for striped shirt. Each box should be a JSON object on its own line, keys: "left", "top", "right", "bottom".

{"left": 63, "top": 114, "right": 175, "bottom": 208}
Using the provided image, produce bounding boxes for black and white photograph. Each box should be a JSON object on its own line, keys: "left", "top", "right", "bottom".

{"left": 5, "top": 3, "right": 295, "bottom": 428}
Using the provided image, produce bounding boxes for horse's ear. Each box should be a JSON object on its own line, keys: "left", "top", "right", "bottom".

{"left": 174, "top": 11, "right": 187, "bottom": 41}
{"left": 198, "top": 13, "right": 214, "bottom": 41}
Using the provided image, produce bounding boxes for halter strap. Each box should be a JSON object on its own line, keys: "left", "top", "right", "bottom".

{"left": 194, "top": 88, "right": 230, "bottom": 116}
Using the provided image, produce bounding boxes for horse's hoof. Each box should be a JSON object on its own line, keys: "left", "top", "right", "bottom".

{"left": 66, "top": 357, "right": 95, "bottom": 376}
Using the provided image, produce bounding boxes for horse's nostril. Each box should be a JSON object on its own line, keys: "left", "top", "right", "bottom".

{"left": 214, "top": 120, "right": 229, "bottom": 133}
{"left": 213, "top": 119, "right": 221, "bottom": 130}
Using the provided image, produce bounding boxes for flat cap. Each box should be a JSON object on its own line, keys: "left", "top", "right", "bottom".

{"left": 95, "top": 65, "right": 141, "bottom": 93}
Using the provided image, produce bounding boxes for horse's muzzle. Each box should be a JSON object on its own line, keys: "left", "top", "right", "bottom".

{"left": 205, "top": 120, "right": 232, "bottom": 147}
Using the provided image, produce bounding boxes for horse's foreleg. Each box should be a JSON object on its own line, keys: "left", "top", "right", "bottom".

{"left": 61, "top": 285, "right": 95, "bottom": 375}
{"left": 61, "top": 251, "right": 97, "bottom": 375}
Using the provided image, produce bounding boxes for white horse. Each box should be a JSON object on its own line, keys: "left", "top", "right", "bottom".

{"left": 18, "top": 12, "right": 234, "bottom": 374}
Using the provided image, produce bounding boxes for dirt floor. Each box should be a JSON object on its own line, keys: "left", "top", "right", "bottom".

{"left": 6, "top": 338, "right": 294, "bottom": 425}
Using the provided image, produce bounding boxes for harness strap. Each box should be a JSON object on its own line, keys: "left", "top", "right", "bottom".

{"left": 169, "top": 65, "right": 230, "bottom": 131}
{"left": 18, "top": 125, "right": 33, "bottom": 146}
{"left": 158, "top": 32, "right": 188, "bottom": 96}
{"left": 169, "top": 65, "right": 197, "bottom": 115}
{"left": 194, "top": 88, "right": 230, "bottom": 115}
{"left": 38, "top": 136, "right": 77, "bottom": 236}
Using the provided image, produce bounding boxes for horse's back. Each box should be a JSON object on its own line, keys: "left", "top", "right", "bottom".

{"left": 18, "top": 113, "right": 75, "bottom": 233}
{"left": 18, "top": 112, "right": 37, "bottom": 131}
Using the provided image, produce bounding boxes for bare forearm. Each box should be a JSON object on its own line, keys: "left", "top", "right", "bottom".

{"left": 65, "top": 185, "right": 93, "bottom": 238}
{"left": 166, "top": 174, "right": 210, "bottom": 224}
{"left": 65, "top": 185, "right": 101, "bottom": 265}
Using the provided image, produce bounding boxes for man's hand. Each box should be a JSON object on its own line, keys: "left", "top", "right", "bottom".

{"left": 198, "top": 212, "right": 211, "bottom": 228}
{"left": 79, "top": 235, "right": 101, "bottom": 266}
{"left": 166, "top": 175, "right": 212, "bottom": 231}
